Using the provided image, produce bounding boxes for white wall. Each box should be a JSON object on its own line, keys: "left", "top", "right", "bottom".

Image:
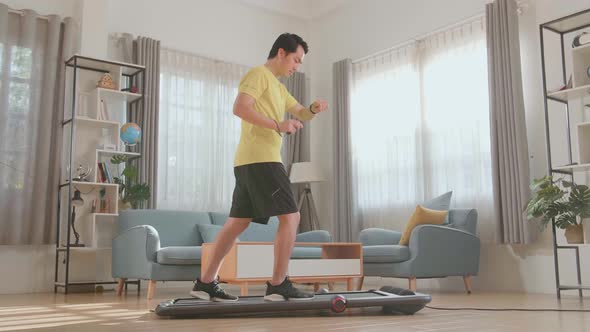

{"left": 107, "top": 0, "right": 309, "bottom": 69}
{"left": 310, "top": 0, "right": 590, "bottom": 294}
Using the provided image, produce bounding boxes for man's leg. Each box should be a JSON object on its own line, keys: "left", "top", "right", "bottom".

{"left": 200, "top": 217, "right": 251, "bottom": 283}
{"left": 271, "top": 212, "right": 300, "bottom": 285}
{"left": 190, "top": 217, "right": 251, "bottom": 301}
{"left": 264, "top": 211, "right": 314, "bottom": 301}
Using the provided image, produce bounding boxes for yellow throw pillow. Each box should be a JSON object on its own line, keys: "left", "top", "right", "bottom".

{"left": 398, "top": 205, "right": 448, "bottom": 246}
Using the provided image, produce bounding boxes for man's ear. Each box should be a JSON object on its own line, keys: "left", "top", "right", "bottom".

{"left": 278, "top": 48, "right": 286, "bottom": 58}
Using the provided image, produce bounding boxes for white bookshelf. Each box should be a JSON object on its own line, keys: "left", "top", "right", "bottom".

{"left": 56, "top": 55, "right": 144, "bottom": 293}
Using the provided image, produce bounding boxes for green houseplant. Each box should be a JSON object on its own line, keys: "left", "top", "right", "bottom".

{"left": 526, "top": 175, "right": 590, "bottom": 243}
{"left": 110, "top": 154, "right": 150, "bottom": 210}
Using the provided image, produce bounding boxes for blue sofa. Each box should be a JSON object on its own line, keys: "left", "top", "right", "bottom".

{"left": 112, "top": 209, "right": 332, "bottom": 299}
{"left": 358, "top": 208, "right": 479, "bottom": 292}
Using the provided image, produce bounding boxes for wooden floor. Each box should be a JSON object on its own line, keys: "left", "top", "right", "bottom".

{"left": 0, "top": 283, "right": 588, "bottom": 332}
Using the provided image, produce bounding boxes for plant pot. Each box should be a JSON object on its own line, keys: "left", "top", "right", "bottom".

{"left": 118, "top": 199, "right": 132, "bottom": 212}
{"left": 564, "top": 224, "right": 584, "bottom": 244}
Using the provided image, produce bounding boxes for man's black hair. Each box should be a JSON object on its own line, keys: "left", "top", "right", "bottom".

{"left": 268, "top": 33, "right": 308, "bottom": 59}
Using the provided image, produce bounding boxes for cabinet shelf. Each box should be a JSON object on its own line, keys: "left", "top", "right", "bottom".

{"left": 552, "top": 163, "right": 590, "bottom": 172}
{"left": 97, "top": 87, "right": 142, "bottom": 103}
{"left": 67, "top": 181, "right": 118, "bottom": 188}
{"left": 540, "top": 9, "right": 590, "bottom": 299}
{"left": 75, "top": 117, "right": 120, "bottom": 127}
{"left": 94, "top": 213, "right": 119, "bottom": 217}
{"left": 547, "top": 83, "right": 590, "bottom": 102}
{"left": 97, "top": 149, "right": 140, "bottom": 157}
{"left": 57, "top": 55, "right": 145, "bottom": 294}
{"left": 57, "top": 247, "right": 112, "bottom": 252}
{"left": 66, "top": 54, "right": 144, "bottom": 76}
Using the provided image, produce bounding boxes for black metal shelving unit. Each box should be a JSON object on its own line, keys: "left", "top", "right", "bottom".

{"left": 539, "top": 8, "right": 590, "bottom": 299}
{"left": 54, "top": 55, "right": 145, "bottom": 294}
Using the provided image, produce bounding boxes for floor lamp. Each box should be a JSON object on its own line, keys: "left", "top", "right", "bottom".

{"left": 289, "top": 162, "right": 324, "bottom": 231}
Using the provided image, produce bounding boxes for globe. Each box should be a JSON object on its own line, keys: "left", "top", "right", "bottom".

{"left": 120, "top": 122, "right": 141, "bottom": 146}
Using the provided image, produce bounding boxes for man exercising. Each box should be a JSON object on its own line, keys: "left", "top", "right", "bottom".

{"left": 190, "top": 33, "right": 328, "bottom": 302}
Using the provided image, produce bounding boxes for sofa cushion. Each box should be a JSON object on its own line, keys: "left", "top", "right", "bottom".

{"left": 156, "top": 246, "right": 202, "bottom": 265}
{"left": 422, "top": 191, "right": 452, "bottom": 211}
{"left": 239, "top": 218, "right": 279, "bottom": 242}
{"left": 399, "top": 205, "right": 448, "bottom": 246}
{"left": 209, "top": 212, "right": 279, "bottom": 242}
{"left": 291, "top": 247, "right": 323, "bottom": 259}
{"left": 196, "top": 224, "right": 242, "bottom": 243}
{"left": 423, "top": 191, "right": 452, "bottom": 223}
{"left": 363, "top": 245, "right": 410, "bottom": 263}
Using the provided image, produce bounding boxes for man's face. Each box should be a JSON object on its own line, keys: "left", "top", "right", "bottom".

{"left": 279, "top": 45, "right": 305, "bottom": 77}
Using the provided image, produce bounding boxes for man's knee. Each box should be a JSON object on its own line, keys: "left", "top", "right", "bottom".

{"left": 226, "top": 217, "right": 252, "bottom": 230}
{"left": 278, "top": 212, "right": 300, "bottom": 224}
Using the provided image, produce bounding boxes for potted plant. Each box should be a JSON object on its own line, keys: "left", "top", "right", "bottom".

{"left": 110, "top": 154, "right": 150, "bottom": 210}
{"left": 526, "top": 175, "right": 590, "bottom": 243}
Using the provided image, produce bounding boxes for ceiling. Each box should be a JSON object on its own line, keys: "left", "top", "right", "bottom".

{"left": 237, "top": 0, "right": 353, "bottom": 20}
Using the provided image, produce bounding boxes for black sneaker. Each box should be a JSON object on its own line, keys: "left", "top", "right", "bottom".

{"left": 189, "top": 279, "right": 238, "bottom": 302}
{"left": 264, "top": 277, "right": 315, "bottom": 301}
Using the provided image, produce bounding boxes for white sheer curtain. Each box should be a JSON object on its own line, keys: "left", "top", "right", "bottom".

{"left": 158, "top": 48, "right": 247, "bottom": 212}
{"left": 351, "top": 17, "right": 494, "bottom": 240}
{"left": 351, "top": 45, "right": 423, "bottom": 229}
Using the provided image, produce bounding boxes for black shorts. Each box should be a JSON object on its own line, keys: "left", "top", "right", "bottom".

{"left": 229, "top": 162, "right": 298, "bottom": 224}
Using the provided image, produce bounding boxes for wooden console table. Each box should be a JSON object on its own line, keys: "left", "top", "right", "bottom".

{"left": 201, "top": 242, "right": 363, "bottom": 296}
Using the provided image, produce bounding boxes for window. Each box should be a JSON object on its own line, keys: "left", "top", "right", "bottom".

{"left": 350, "top": 19, "right": 492, "bottom": 230}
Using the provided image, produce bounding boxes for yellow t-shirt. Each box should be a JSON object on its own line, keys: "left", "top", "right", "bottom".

{"left": 234, "top": 66, "right": 310, "bottom": 166}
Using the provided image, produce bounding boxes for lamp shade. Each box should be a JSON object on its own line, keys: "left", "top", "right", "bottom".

{"left": 72, "top": 189, "right": 84, "bottom": 206}
{"left": 289, "top": 162, "right": 324, "bottom": 184}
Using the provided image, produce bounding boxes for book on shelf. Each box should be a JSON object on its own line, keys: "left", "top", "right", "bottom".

{"left": 97, "top": 162, "right": 113, "bottom": 183}
{"left": 97, "top": 99, "right": 110, "bottom": 121}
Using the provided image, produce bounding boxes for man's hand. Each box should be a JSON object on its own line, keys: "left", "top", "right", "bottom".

{"left": 278, "top": 119, "right": 303, "bottom": 135}
{"left": 310, "top": 100, "right": 329, "bottom": 114}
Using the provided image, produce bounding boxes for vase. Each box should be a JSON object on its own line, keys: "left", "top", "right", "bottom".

{"left": 564, "top": 224, "right": 584, "bottom": 244}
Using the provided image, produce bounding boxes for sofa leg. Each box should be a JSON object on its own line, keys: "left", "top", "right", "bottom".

{"left": 463, "top": 276, "right": 472, "bottom": 294}
{"left": 147, "top": 280, "right": 157, "bottom": 300}
{"left": 357, "top": 276, "right": 364, "bottom": 290}
{"left": 116, "top": 278, "right": 126, "bottom": 296}
{"left": 240, "top": 282, "right": 249, "bottom": 296}
{"left": 408, "top": 277, "right": 417, "bottom": 291}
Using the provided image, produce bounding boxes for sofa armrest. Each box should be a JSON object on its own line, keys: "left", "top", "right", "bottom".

{"left": 358, "top": 228, "right": 402, "bottom": 246}
{"left": 296, "top": 230, "right": 332, "bottom": 243}
{"left": 112, "top": 225, "right": 161, "bottom": 279}
{"left": 406, "top": 224, "right": 480, "bottom": 276}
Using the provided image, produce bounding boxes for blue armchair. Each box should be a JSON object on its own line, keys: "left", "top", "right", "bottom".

{"left": 358, "top": 208, "right": 479, "bottom": 292}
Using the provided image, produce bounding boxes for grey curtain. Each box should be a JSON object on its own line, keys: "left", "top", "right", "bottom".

{"left": 129, "top": 36, "right": 160, "bottom": 209}
{"left": 0, "top": 4, "right": 79, "bottom": 244}
{"left": 280, "top": 72, "right": 312, "bottom": 231}
{"left": 486, "top": 0, "right": 533, "bottom": 244}
{"left": 333, "top": 59, "right": 356, "bottom": 242}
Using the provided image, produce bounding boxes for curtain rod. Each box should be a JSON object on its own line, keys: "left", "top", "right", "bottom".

{"left": 8, "top": 7, "right": 50, "bottom": 20}
{"left": 352, "top": 12, "right": 485, "bottom": 64}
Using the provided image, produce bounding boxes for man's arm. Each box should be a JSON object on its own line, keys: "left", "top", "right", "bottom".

{"left": 287, "top": 104, "right": 315, "bottom": 121}
{"left": 234, "top": 93, "right": 303, "bottom": 134}
{"left": 287, "top": 100, "right": 329, "bottom": 121}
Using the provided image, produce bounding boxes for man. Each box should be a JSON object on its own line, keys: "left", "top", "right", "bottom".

{"left": 190, "top": 33, "right": 328, "bottom": 302}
